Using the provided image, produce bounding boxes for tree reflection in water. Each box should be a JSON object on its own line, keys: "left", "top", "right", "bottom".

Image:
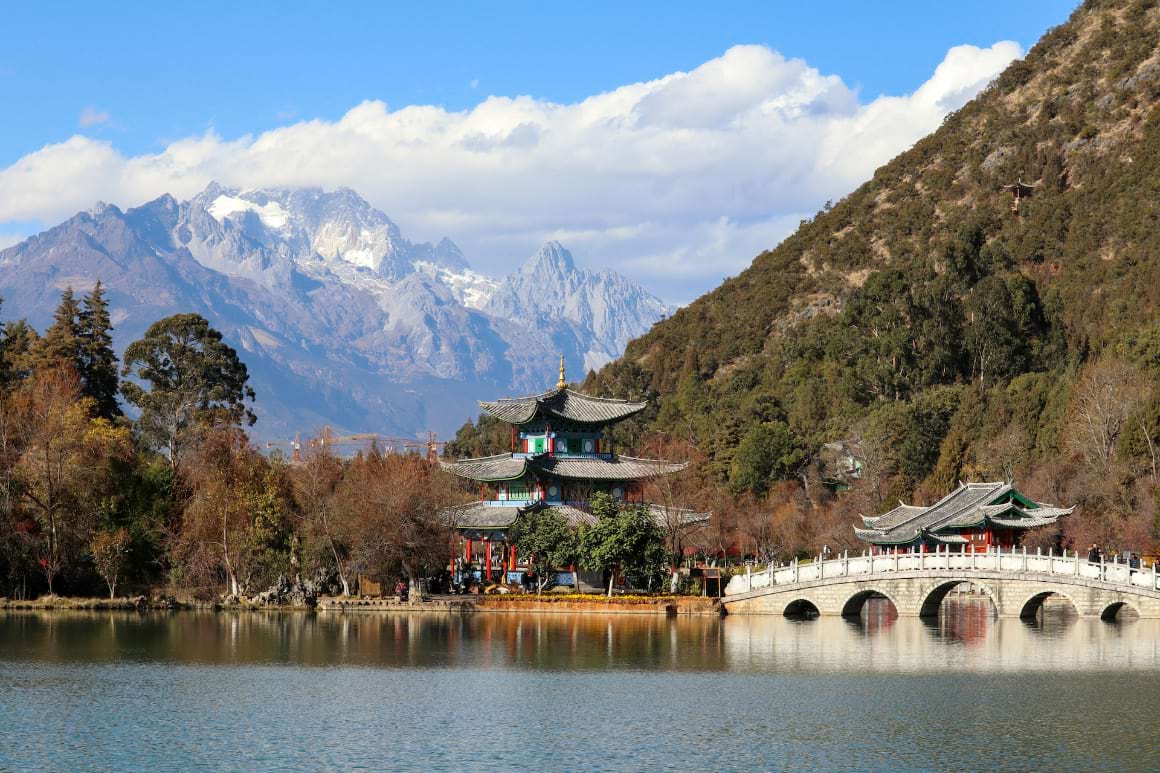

{"left": 0, "top": 607, "right": 1155, "bottom": 675}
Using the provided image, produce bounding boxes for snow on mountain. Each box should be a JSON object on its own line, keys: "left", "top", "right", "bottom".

{"left": 0, "top": 184, "right": 671, "bottom": 439}
{"left": 207, "top": 194, "right": 290, "bottom": 229}
{"left": 413, "top": 261, "right": 499, "bottom": 309}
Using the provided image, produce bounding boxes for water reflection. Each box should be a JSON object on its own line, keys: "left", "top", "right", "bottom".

{"left": 1, "top": 608, "right": 1157, "bottom": 674}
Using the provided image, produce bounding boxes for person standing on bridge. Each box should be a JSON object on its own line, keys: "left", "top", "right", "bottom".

{"left": 1087, "top": 544, "right": 1101, "bottom": 564}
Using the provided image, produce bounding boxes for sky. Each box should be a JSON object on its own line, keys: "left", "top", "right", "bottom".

{"left": 0, "top": 1, "right": 1076, "bottom": 303}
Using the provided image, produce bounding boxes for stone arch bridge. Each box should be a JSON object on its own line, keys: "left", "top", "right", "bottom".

{"left": 723, "top": 548, "right": 1160, "bottom": 620}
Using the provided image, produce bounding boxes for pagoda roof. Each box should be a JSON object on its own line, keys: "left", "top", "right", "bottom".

{"left": 549, "top": 503, "right": 709, "bottom": 529}
{"left": 854, "top": 481, "right": 1074, "bottom": 546}
{"left": 441, "top": 500, "right": 709, "bottom": 532}
{"left": 442, "top": 501, "right": 520, "bottom": 529}
{"left": 441, "top": 453, "right": 686, "bottom": 482}
{"left": 479, "top": 388, "right": 647, "bottom": 425}
{"left": 530, "top": 455, "right": 686, "bottom": 480}
{"left": 439, "top": 454, "right": 528, "bottom": 482}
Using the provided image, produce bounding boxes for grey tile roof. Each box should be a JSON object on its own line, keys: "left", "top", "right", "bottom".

{"left": 854, "top": 482, "right": 1072, "bottom": 545}
{"left": 439, "top": 454, "right": 528, "bottom": 481}
{"left": 647, "top": 504, "right": 711, "bottom": 528}
{"left": 442, "top": 502, "right": 520, "bottom": 528}
{"left": 441, "top": 501, "right": 710, "bottom": 533}
{"left": 863, "top": 503, "right": 928, "bottom": 529}
{"left": 552, "top": 504, "right": 599, "bottom": 528}
{"left": 529, "top": 455, "right": 688, "bottom": 480}
{"left": 441, "top": 453, "right": 685, "bottom": 482}
{"left": 480, "top": 388, "right": 648, "bottom": 425}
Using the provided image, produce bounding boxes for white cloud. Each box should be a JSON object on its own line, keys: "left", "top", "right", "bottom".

{"left": 1, "top": 42, "right": 1021, "bottom": 300}
{"left": 78, "top": 106, "right": 111, "bottom": 127}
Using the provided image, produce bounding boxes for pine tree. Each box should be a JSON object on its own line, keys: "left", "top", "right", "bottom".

{"left": 36, "top": 288, "right": 83, "bottom": 375}
{"left": 0, "top": 319, "right": 39, "bottom": 388}
{"left": 78, "top": 282, "right": 121, "bottom": 419}
{"left": 122, "top": 313, "right": 256, "bottom": 467}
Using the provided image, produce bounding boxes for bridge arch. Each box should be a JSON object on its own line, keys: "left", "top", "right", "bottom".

{"left": 783, "top": 599, "right": 820, "bottom": 619}
{"left": 1018, "top": 589, "right": 1080, "bottom": 620}
{"left": 918, "top": 580, "right": 1001, "bottom": 618}
{"left": 1101, "top": 601, "right": 1139, "bottom": 621}
{"left": 841, "top": 588, "right": 900, "bottom": 618}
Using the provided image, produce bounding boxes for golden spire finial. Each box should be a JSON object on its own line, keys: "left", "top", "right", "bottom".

{"left": 557, "top": 354, "right": 566, "bottom": 390}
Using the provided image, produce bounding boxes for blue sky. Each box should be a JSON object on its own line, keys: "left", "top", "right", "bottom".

{"left": 1, "top": 1, "right": 1076, "bottom": 302}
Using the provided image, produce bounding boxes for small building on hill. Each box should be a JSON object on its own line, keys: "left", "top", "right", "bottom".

{"left": 440, "top": 358, "right": 708, "bottom": 586}
{"left": 854, "top": 481, "right": 1073, "bottom": 552}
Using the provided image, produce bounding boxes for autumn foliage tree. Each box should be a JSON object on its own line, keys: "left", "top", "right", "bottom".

{"left": 91, "top": 528, "right": 132, "bottom": 598}
{"left": 333, "top": 452, "right": 460, "bottom": 587}
{"left": 291, "top": 447, "right": 352, "bottom": 595}
{"left": 9, "top": 368, "right": 131, "bottom": 594}
{"left": 171, "top": 428, "right": 293, "bottom": 597}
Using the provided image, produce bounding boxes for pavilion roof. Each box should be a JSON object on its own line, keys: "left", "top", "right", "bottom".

{"left": 853, "top": 481, "right": 1074, "bottom": 545}
{"left": 529, "top": 455, "right": 687, "bottom": 480}
{"left": 440, "top": 453, "right": 687, "bottom": 482}
{"left": 441, "top": 500, "right": 710, "bottom": 533}
{"left": 479, "top": 388, "right": 647, "bottom": 426}
{"left": 439, "top": 454, "right": 528, "bottom": 482}
{"left": 442, "top": 502, "right": 520, "bottom": 529}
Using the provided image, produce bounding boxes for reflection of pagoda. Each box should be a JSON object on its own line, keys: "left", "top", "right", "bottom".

{"left": 441, "top": 357, "right": 705, "bottom": 584}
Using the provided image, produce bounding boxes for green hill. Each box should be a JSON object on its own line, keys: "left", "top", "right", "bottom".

{"left": 573, "top": 0, "right": 1160, "bottom": 547}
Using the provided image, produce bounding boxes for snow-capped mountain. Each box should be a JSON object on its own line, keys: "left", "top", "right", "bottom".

{"left": 0, "top": 184, "right": 672, "bottom": 439}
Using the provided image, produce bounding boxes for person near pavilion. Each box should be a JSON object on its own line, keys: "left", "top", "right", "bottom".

{"left": 1087, "top": 543, "right": 1101, "bottom": 564}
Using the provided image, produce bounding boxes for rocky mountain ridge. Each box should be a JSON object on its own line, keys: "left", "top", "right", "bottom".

{"left": 0, "top": 184, "right": 672, "bottom": 439}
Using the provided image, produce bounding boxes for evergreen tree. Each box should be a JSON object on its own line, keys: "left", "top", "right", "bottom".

{"left": 78, "top": 282, "right": 121, "bottom": 419}
{"left": 729, "top": 421, "right": 807, "bottom": 498}
{"left": 580, "top": 493, "right": 669, "bottom": 595}
{"left": 1, "top": 320, "right": 39, "bottom": 388}
{"left": 121, "top": 313, "right": 256, "bottom": 468}
{"left": 35, "top": 288, "right": 83, "bottom": 375}
{"left": 508, "top": 508, "right": 580, "bottom": 594}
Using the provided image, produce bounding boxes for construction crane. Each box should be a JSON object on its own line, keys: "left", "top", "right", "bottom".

{"left": 287, "top": 427, "right": 445, "bottom": 461}
{"left": 265, "top": 432, "right": 302, "bottom": 462}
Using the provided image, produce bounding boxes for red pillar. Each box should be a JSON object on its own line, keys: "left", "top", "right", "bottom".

{"left": 484, "top": 539, "right": 492, "bottom": 581}
{"left": 465, "top": 538, "right": 472, "bottom": 564}
{"left": 510, "top": 544, "right": 517, "bottom": 571}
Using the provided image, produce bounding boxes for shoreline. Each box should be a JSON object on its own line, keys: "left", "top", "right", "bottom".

{"left": 0, "top": 594, "right": 726, "bottom": 616}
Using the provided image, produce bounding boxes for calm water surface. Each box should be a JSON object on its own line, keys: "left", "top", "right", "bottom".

{"left": 0, "top": 602, "right": 1157, "bottom": 772}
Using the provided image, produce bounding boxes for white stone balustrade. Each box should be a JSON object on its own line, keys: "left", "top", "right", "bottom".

{"left": 724, "top": 545, "right": 1160, "bottom": 619}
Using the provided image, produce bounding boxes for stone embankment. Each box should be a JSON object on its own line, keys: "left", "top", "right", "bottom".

{"left": 0, "top": 594, "right": 184, "bottom": 611}
{"left": 1, "top": 593, "right": 725, "bottom": 615}
{"left": 318, "top": 595, "right": 724, "bottom": 616}
{"left": 477, "top": 595, "right": 722, "bottom": 615}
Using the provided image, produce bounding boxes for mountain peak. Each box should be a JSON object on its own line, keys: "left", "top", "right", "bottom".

{"left": 432, "top": 237, "right": 469, "bottom": 271}
{"left": 87, "top": 201, "right": 115, "bottom": 217}
{"left": 524, "top": 240, "right": 577, "bottom": 274}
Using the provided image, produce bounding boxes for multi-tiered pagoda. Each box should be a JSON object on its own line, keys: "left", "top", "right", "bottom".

{"left": 441, "top": 358, "right": 705, "bottom": 585}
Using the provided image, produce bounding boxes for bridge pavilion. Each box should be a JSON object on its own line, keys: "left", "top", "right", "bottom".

{"left": 440, "top": 358, "right": 707, "bottom": 585}
{"left": 854, "top": 481, "right": 1073, "bottom": 552}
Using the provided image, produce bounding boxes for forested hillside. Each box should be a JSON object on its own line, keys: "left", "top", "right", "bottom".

{"left": 556, "top": 0, "right": 1160, "bottom": 552}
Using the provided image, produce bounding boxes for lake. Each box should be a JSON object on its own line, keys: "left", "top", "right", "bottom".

{"left": 0, "top": 602, "right": 1156, "bottom": 771}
